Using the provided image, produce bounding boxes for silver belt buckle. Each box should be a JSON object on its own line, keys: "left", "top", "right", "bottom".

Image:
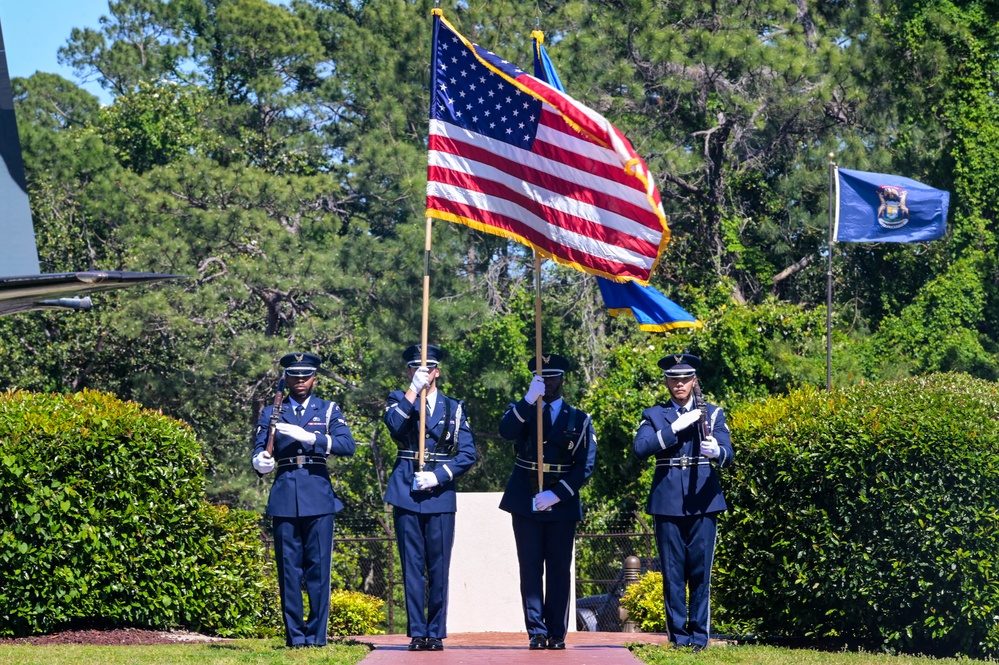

{"left": 679, "top": 456, "right": 690, "bottom": 469}
{"left": 295, "top": 455, "right": 306, "bottom": 468}
{"left": 542, "top": 463, "right": 551, "bottom": 473}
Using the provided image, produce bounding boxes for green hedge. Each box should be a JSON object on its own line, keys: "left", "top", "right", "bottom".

{"left": 0, "top": 389, "right": 279, "bottom": 637}
{"left": 329, "top": 590, "right": 384, "bottom": 636}
{"left": 715, "top": 374, "right": 999, "bottom": 657}
{"left": 619, "top": 571, "right": 667, "bottom": 633}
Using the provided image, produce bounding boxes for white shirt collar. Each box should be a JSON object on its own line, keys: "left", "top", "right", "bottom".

{"left": 423, "top": 389, "right": 439, "bottom": 415}
{"left": 287, "top": 396, "right": 311, "bottom": 416}
{"left": 544, "top": 397, "right": 563, "bottom": 422}
{"left": 671, "top": 397, "right": 694, "bottom": 411}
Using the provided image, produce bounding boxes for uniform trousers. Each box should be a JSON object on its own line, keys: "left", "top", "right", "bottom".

{"left": 511, "top": 514, "right": 577, "bottom": 640}
{"left": 394, "top": 508, "right": 455, "bottom": 639}
{"left": 654, "top": 513, "right": 718, "bottom": 648}
{"left": 273, "top": 514, "right": 335, "bottom": 647}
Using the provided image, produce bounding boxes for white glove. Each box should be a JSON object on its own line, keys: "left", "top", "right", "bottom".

{"left": 408, "top": 367, "right": 431, "bottom": 394}
{"left": 700, "top": 436, "right": 720, "bottom": 459}
{"left": 670, "top": 409, "right": 702, "bottom": 434}
{"left": 524, "top": 375, "right": 546, "bottom": 404}
{"left": 534, "top": 490, "right": 560, "bottom": 511}
{"left": 275, "top": 423, "right": 317, "bottom": 445}
{"left": 414, "top": 471, "right": 440, "bottom": 490}
{"left": 253, "top": 451, "right": 275, "bottom": 474}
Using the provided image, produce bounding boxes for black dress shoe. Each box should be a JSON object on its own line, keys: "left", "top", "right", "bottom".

{"left": 409, "top": 637, "right": 428, "bottom": 651}
{"left": 691, "top": 644, "right": 706, "bottom": 653}
{"left": 529, "top": 635, "right": 548, "bottom": 650}
{"left": 547, "top": 636, "right": 566, "bottom": 650}
{"left": 426, "top": 638, "right": 444, "bottom": 651}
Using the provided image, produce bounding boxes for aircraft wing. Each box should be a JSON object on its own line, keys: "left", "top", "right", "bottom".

{"left": 0, "top": 271, "right": 186, "bottom": 316}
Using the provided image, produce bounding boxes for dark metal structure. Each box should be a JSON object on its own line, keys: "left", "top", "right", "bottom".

{"left": 0, "top": 17, "right": 183, "bottom": 316}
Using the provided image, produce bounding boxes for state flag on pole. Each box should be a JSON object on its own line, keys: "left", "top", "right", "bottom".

{"left": 834, "top": 168, "right": 950, "bottom": 243}
{"left": 425, "top": 11, "right": 669, "bottom": 283}
{"left": 532, "top": 32, "right": 698, "bottom": 332}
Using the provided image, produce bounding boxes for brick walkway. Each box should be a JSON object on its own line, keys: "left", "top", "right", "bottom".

{"left": 355, "top": 632, "right": 672, "bottom": 665}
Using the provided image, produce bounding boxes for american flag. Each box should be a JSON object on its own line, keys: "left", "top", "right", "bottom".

{"left": 425, "top": 12, "right": 669, "bottom": 283}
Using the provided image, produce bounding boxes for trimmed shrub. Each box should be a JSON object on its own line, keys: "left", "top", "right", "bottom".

{"left": 619, "top": 571, "right": 666, "bottom": 633}
{"left": 329, "top": 590, "right": 385, "bottom": 636}
{"left": 715, "top": 374, "right": 999, "bottom": 657}
{"left": 0, "top": 389, "right": 279, "bottom": 637}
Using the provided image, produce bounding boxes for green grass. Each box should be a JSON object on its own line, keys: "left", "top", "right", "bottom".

{"left": 0, "top": 639, "right": 371, "bottom": 665}
{"left": 631, "top": 644, "right": 993, "bottom": 665}
{"left": 4, "top": 640, "right": 993, "bottom": 665}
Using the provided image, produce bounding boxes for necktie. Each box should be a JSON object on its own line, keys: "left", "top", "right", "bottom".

{"left": 677, "top": 406, "right": 687, "bottom": 414}
{"left": 542, "top": 403, "right": 552, "bottom": 443}
{"left": 295, "top": 405, "right": 304, "bottom": 418}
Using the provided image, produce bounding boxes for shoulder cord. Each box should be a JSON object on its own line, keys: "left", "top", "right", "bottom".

{"left": 709, "top": 407, "right": 721, "bottom": 436}
{"left": 567, "top": 407, "right": 589, "bottom": 454}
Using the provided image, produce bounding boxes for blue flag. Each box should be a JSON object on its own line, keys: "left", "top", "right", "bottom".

{"left": 532, "top": 34, "right": 700, "bottom": 332}
{"left": 834, "top": 168, "right": 949, "bottom": 243}
{"left": 595, "top": 278, "right": 701, "bottom": 332}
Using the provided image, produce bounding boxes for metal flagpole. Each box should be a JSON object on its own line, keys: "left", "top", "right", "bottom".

{"left": 826, "top": 153, "right": 836, "bottom": 391}
{"left": 534, "top": 251, "right": 544, "bottom": 495}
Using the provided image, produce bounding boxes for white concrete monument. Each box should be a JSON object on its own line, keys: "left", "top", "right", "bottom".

{"left": 447, "top": 491, "right": 575, "bottom": 633}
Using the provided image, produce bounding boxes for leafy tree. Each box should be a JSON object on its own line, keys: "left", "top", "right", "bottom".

{"left": 544, "top": 0, "right": 862, "bottom": 304}
{"left": 59, "top": 0, "right": 186, "bottom": 95}
{"left": 2, "top": 0, "right": 997, "bottom": 553}
{"left": 98, "top": 80, "right": 222, "bottom": 172}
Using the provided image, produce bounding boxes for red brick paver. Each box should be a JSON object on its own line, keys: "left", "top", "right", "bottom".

{"left": 354, "top": 632, "right": 672, "bottom": 665}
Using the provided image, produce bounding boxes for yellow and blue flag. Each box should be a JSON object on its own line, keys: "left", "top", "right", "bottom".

{"left": 532, "top": 32, "right": 700, "bottom": 332}
{"left": 834, "top": 168, "right": 949, "bottom": 243}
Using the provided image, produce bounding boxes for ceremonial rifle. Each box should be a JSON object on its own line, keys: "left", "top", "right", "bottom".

{"left": 692, "top": 378, "right": 710, "bottom": 457}
{"left": 264, "top": 377, "right": 286, "bottom": 456}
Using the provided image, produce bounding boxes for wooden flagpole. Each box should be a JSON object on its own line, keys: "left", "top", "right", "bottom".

{"left": 421, "top": 3, "right": 446, "bottom": 473}
{"left": 419, "top": 217, "right": 432, "bottom": 470}
{"left": 534, "top": 251, "right": 544, "bottom": 494}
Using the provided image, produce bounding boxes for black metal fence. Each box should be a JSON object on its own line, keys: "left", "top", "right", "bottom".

{"left": 324, "top": 515, "right": 654, "bottom": 634}
{"left": 331, "top": 518, "right": 404, "bottom": 634}
{"left": 574, "top": 519, "right": 658, "bottom": 631}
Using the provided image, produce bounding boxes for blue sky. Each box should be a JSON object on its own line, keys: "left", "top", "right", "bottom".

{"left": 1, "top": 0, "right": 111, "bottom": 99}
{"left": 0, "top": 0, "right": 289, "bottom": 103}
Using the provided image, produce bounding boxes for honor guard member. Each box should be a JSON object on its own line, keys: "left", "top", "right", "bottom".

{"left": 251, "top": 352, "right": 356, "bottom": 648}
{"left": 383, "top": 344, "right": 477, "bottom": 652}
{"left": 499, "top": 353, "right": 597, "bottom": 650}
{"left": 633, "top": 354, "right": 733, "bottom": 651}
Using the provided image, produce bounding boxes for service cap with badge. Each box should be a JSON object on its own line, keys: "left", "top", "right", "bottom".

{"left": 527, "top": 353, "right": 571, "bottom": 377}
{"left": 402, "top": 343, "right": 444, "bottom": 367}
{"left": 658, "top": 353, "right": 700, "bottom": 377}
{"left": 280, "top": 352, "right": 322, "bottom": 377}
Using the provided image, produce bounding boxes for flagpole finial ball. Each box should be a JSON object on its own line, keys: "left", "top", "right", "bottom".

{"left": 829, "top": 152, "right": 835, "bottom": 159}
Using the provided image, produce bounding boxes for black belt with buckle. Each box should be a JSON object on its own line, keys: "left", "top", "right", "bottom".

{"left": 277, "top": 455, "right": 327, "bottom": 469}
{"left": 656, "top": 456, "right": 710, "bottom": 469}
{"left": 396, "top": 450, "right": 453, "bottom": 463}
{"left": 515, "top": 457, "right": 572, "bottom": 473}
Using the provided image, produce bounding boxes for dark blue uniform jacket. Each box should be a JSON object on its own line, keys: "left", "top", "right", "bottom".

{"left": 254, "top": 397, "right": 356, "bottom": 517}
{"left": 383, "top": 390, "right": 477, "bottom": 513}
{"left": 633, "top": 402, "right": 733, "bottom": 516}
{"left": 498, "top": 398, "right": 597, "bottom": 521}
